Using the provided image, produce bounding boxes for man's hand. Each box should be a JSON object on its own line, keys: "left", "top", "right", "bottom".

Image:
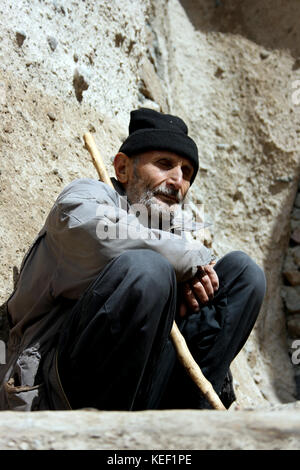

{"left": 179, "top": 262, "right": 219, "bottom": 317}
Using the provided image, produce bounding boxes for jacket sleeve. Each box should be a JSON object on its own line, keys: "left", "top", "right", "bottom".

{"left": 46, "top": 179, "right": 212, "bottom": 296}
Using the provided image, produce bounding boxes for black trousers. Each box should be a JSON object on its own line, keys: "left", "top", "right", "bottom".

{"left": 57, "top": 249, "right": 266, "bottom": 410}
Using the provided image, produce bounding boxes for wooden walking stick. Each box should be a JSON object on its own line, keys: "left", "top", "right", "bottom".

{"left": 83, "top": 131, "right": 226, "bottom": 410}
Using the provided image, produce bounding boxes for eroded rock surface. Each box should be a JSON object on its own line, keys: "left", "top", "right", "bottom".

{"left": 1, "top": 405, "right": 300, "bottom": 450}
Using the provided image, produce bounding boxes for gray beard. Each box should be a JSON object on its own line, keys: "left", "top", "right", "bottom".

{"left": 126, "top": 180, "right": 185, "bottom": 230}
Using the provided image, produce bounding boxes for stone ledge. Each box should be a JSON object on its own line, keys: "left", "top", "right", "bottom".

{"left": 0, "top": 405, "right": 300, "bottom": 450}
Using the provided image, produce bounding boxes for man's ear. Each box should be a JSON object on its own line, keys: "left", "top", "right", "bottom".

{"left": 113, "top": 152, "right": 132, "bottom": 184}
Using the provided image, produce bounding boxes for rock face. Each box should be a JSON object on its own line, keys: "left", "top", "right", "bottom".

{"left": 0, "top": 405, "right": 300, "bottom": 450}
{"left": 282, "top": 182, "right": 300, "bottom": 396}
{"left": 0, "top": 0, "right": 300, "bottom": 444}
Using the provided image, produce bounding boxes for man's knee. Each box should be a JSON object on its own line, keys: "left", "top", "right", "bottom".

{"left": 114, "top": 249, "right": 176, "bottom": 297}
{"left": 217, "top": 250, "right": 266, "bottom": 300}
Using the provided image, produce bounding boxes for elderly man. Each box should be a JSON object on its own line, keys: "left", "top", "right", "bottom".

{"left": 0, "top": 108, "right": 266, "bottom": 411}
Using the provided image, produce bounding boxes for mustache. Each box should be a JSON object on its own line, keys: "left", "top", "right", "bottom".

{"left": 152, "top": 184, "right": 183, "bottom": 204}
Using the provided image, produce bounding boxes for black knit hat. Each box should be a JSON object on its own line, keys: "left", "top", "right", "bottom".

{"left": 119, "top": 108, "right": 199, "bottom": 184}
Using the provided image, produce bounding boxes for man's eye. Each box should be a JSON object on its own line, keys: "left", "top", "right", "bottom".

{"left": 183, "top": 167, "right": 193, "bottom": 179}
{"left": 157, "top": 159, "right": 171, "bottom": 167}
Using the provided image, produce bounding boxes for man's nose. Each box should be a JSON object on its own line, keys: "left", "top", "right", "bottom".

{"left": 166, "top": 166, "right": 183, "bottom": 190}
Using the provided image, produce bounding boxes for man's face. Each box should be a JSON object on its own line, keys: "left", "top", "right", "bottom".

{"left": 115, "top": 150, "right": 194, "bottom": 226}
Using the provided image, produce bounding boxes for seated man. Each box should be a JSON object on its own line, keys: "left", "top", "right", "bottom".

{"left": 0, "top": 108, "right": 266, "bottom": 411}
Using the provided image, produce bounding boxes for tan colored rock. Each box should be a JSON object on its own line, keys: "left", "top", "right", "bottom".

{"left": 139, "top": 58, "right": 169, "bottom": 112}
{"left": 291, "top": 228, "right": 300, "bottom": 244}
{"left": 292, "top": 208, "right": 300, "bottom": 221}
{"left": 292, "top": 246, "right": 300, "bottom": 266}
{"left": 281, "top": 286, "right": 300, "bottom": 313}
{"left": 283, "top": 253, "right": 298, "bottom": 272}
{"left": 283, "top": 270, "right": 300, "bottom": 286}
{"left": 0, "top": 408, "right": 300, "bottom": 450}
{"left": 287, "top": 315, "right": 300, "bottom": 339}
{"left": 291, "top": 220, "right": 300, "bottom": 231}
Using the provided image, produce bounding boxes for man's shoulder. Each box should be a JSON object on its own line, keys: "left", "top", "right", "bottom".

{"left": 57, "top": 178, "right": 117, "bottom": 203}
{"left": 59, "top": 177, "right": 108, "bottom": 194}
{"left": 46, "top": 178, "right": 120, "bottom": 229}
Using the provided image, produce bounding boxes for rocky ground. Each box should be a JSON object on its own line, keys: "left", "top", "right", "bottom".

{"left": 1, "top": 403, "right": 300, "bottom": 450}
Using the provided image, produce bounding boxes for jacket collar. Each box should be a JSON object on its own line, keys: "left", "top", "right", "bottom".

{"left": 110, "top": 177, "right": 127, "bottom": 197}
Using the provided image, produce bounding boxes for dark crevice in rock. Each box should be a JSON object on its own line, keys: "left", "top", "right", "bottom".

{"left": 15, "top": 31, "right": 26, "bottom": 48}
{"left": 73, "top": 69, "right": 89, "bottom": 103}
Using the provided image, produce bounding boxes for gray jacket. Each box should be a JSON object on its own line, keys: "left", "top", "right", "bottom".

{"left": 0, "top": 178, "right": 212, "bottom": 411}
